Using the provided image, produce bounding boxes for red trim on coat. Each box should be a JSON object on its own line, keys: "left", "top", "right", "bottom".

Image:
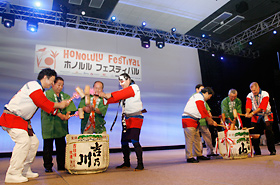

{"left": 251, "top": 115, "right": 258, "bottom": 123}
{"left": 182, "top": 118, "right": 198, "bottom": 128}
{"left": 125, "top": 117, "right": 143, "bottom": 129}
{"left": 107, "top": 86, "right": 135, "bottom": 104}
{"left": 245, "top": 98, "right": 252, "bottom": 110}
{"left": 259, "top": 96, "right": 269, "bottom": 110}
{"left": 0, "top": 113, "right": 28, "bottom": 131}
{"left": 251, "top": 113, "right": 274, "bottom": 123}
{"left": 196, "top": 100, "right": 209, "bottom": 118}
{"left": 29, "top": 89, "right": 55, "bottom": 114}
{"left": 268, "top": 113, "right": 274, "bottom": 122}
{"left": 106, "top": 96, "right": 120, "bottom": 104}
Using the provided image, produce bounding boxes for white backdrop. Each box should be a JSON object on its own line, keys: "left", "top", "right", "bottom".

{"left": 0, "top": 20, "right": 202, "bottom": 152}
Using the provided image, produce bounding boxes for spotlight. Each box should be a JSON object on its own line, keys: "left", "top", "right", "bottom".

{"left": 111, "top": 16, "right": 116, "bottom": 22}
{"left": 208, "top": 47, "right": 216, "bottom": 57}
{"left": 171, "top": 27, "right": 176, "bottom": 32}
{"left": 35, "top": 2, "right": 41, "bottom": 8}
{"left": 249, "top": 41, "right": 253, "bottom": 45}
{"left": 1, "top": 13, "right": 15, "bottom": 28}
{"left": 202, "top": 34, "right": 206, "bottom": 38}
{"left": 156, "top": 37, "right": 165, "bottom": 49}
{"left": 142, "top": 21, "right": 147, "bottom": 27}
{"left": 27, "top": 18, "right": 38, "bottom": 32}
{"left": 140, "top": 36, "right": 150, "bottom": 48}
{"left": 81, "top": 11, "right": 86, "bottom": 16}
{"left": 220, "top": 56, "right": 224, "bottom": 60}
{"left": 273, "top": 30, "right": 277, "bottom": 35}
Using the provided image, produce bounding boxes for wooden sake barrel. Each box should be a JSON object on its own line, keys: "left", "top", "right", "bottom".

{"left": 217, "top": 129, "right": 252, "bottom": 159}
{"left": 65, "top": 134, "right": 109, "bottom": 174}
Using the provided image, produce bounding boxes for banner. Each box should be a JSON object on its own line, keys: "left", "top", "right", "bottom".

{"left": 34, "top": 45, "right": 142, "bottom": 81}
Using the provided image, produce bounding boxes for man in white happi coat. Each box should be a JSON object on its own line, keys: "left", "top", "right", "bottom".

{"left": 245, "top": 82, "right": 276, "bottom": 155}
{"left": 0, "top": 68, "right": 70, "bottom": 183}
{"left": 182, "top": 87, "right": 218, "bottom": 163}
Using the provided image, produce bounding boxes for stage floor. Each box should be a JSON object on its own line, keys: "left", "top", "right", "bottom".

{"left": 1, "top": 146, "right": 280, "bottom": 185}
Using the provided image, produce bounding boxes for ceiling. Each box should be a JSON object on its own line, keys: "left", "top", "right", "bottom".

{"left": 3, "top": 0, "right": 280, "bottom": 51}
{"left": 4, "top": 0, "right": 230, "bottom": 34}
{"left": 52, "top": 0, "right": 119, "bottom": 20}
{"left": 187, "top": 0, "right": 280, "bottom": 42}
{"left": 109, "top": 0, "right": 230, "bottom": 34}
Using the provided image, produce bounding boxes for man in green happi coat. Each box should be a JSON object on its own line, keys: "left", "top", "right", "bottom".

{"left": 221, "top": 89, "right": 242, "bottom": 129}
{"left": 78, "top": 81, "right": 108, "bottom": 134}
{"left": 41, "top": 77, "right": 77, "bottom": 172}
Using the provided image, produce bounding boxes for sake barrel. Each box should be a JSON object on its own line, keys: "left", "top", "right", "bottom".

{"left": 65, "top": 134, "right": 109, "bottom": 174}
{"left": 217, "top": 129, "right": 252, "bottom": 159}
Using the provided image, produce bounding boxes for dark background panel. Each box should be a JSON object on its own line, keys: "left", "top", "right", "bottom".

{"left": 198, "top": 42, "right": 280, "bottom": 143}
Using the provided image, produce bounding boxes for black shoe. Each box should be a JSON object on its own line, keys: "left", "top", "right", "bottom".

{"left": 58, "top": 167, "right": 66, "bottom": 171}
{"left": 270, "top": 151, "right": 276, "bottom": 155}
{"left": 116, "top": 163, "right": 130, "bottom": 169}
{"left": 207, "top": 153, "right": 220, "bottom": 157}
{"left": 45, "top": 168, "right": 53, "bottom": 173}
{"left": 197, "top": 156, "right": 210, "bottom": 160}
{"left": 187, "top": 158, "right": 199, "bottom": 163}
{"left": 134, "top": 163, "right": 144, "bottom": 171}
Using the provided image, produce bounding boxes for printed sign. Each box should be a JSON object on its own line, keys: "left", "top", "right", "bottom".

{"left": 34, "top": 45, "right": 142, "bottom": 81}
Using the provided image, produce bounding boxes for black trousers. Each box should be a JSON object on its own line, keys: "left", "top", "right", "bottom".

{"left": 250, "top": 117, "right": 276, "bottom": 154}
{"left": 43, "top": 137, "right": 66, "bottom": 170}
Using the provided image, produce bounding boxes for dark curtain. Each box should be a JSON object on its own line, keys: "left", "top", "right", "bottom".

{"left": 198, "top": 48, "right": 280, "bottom": 143}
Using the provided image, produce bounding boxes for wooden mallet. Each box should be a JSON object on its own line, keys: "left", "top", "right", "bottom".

{"left": 78, "top": 108, "right": 84, "bottom": 119}
{"left": 75, "top": 86, "right": 85, "bottom": 98}
{"left": 67, "top": 86, "right": 85, "bottom": 103}
{"left": 84, "top": 85, "right": 90, "bottom": 106}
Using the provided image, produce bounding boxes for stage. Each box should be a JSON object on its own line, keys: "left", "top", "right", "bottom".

{"left": 1, "top": 146, "right": 280, "bottom": 185}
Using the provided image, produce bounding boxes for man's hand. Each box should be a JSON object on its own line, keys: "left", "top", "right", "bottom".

{"left": 99, "top": 92, "right": 112, "bottom": 99}
{"left": 54, "top": 100, "right": 70, "bottom": 109}
{"left": 57, "top": 113, "right": 65, "bottom": 120}
{"left": 83, "top": 105, "right": 91, "bottom": 113}
{"left": 245, "top": 112, "right": 253, "bottom": 118}
{"left": 64, "top": 111, "right": 71, "bottom": 120}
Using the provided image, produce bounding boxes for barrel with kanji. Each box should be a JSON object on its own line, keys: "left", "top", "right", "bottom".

{"left": 65, "top": 134, "right": 109, "bottom": 174}
{"left": 216, "top": 129, "right": 252, "bottom": 159}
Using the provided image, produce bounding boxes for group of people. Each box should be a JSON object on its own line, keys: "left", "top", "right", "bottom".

{"left": 0, "top": 68, "right": 145, "bottom": 183}
{"left": 0, "top": 68, "right": 277, "bottom": 183}
{"left": 182, "top": 82, "right": 276, "bottom": 163}
{"left": 41, "top": 79, "right": 110, "bottom": 173}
